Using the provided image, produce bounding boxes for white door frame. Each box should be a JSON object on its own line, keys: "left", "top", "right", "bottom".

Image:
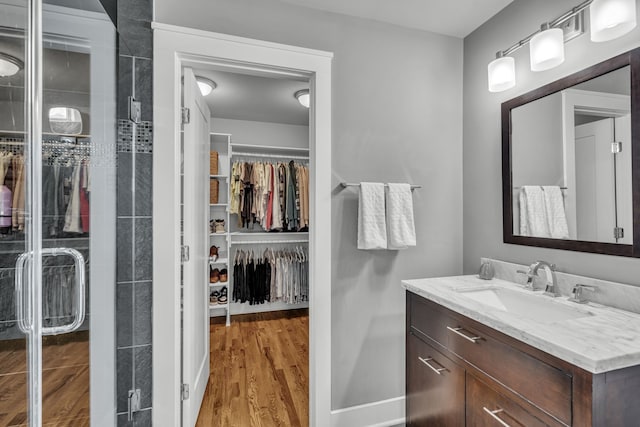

{"left": 152, "top": 23, "right": 333, "bottom": 426}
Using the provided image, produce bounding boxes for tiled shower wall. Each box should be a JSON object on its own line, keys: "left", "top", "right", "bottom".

{"left": 115, "top": 0, "right": 154, "bottom": 425}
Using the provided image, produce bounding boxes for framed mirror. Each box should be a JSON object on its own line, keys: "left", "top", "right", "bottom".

{"left": 502, "top": 47, "right": 640, "bottom": 257}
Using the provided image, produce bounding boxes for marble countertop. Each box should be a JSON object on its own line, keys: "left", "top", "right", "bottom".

{"left": 403, "top": 275, "right": 640, "bottom": 374}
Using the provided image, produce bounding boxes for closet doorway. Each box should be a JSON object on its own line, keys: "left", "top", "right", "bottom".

{"left": 153, "top": 25, "right": 332, "bottom": 426}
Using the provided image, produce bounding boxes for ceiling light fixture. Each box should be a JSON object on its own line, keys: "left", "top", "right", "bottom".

{"left": 0, "top": 53, "right": 23, "bottom": 77}
{"left": 295, "top": 89, "right": 310, "bottom": 108}
{"left": 487, "top": 0, "right": 636, "bottom": 92}
{"left": 195, "top": 76, "right": 217, "bottom": 96}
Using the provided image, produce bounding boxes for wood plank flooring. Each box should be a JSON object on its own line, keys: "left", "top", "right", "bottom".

{"left": 0, "top": 333, "right": 89, "bottom": 427}
{"left": 196, "top": 310, "right": 309, "bottom": 427}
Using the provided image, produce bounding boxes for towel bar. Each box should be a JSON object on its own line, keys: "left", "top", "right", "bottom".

{"left": 340, "top": 182, "right": 421, "bottom": 190}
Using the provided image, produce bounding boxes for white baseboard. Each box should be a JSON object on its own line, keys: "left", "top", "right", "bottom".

{"left": 331, "top": 396, "right": 405, "bottom": 427}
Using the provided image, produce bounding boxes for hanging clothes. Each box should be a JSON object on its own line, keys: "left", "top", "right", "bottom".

{"left": 231, "top": 160, "right": 309, "bottom": 232}
{"left": 232, "top": 247, "right": 308, "bottom": 305}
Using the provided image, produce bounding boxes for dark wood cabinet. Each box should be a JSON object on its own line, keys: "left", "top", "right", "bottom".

{"left": 406, "top": 291, "right": 640, "bottom": 426}
{"left": 406, "top": 333, "right": 465, "bottom": 426}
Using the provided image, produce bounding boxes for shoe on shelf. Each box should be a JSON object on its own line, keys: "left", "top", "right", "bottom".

{"left": 220, "top": 268, "right": 228, "bottom": 283}
{"left": 210, "top": 267, "right": 220, "bottom": 283}
{"left": 209, "top": 245, "right": 219, "bottom": 261}
{"left": 214, "top": 219, "right": 225, "bottom": 234}
{"left": 218, "top": 286, "right": 228, "bottom": 304}
{"left": 210, "top": 290, "right": 219, "bottom": 304}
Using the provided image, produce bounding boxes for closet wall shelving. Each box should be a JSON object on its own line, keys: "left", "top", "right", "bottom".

{"left": 208, "top": 133, "right": 310, "bottom": 326}
{"left": 208, "top": 133, "right": 232, "bottom": 326}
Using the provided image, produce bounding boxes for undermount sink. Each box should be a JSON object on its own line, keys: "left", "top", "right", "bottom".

{"left": 456, "top": 287, "right": 593, "bottom": 323}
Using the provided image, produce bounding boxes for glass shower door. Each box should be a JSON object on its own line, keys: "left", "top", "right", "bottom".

{"left": 0, "top": 0, "right": 117, "bottom": 425}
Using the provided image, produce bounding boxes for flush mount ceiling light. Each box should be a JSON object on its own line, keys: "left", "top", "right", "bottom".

{"left": 488, "top": 52, "right": 516, "bottom": 93}
{"left": 49, "top": 107, "right": 83, "bottom": 135}
{"left": 0, "top": 53, "right": 23, "bottom": 77}
{"left": 530, "top": 23, "right": 565, "bottom": 71}
{"left": 295, "top": 89, "right": 310, "bottom": 108}
{"left": 590, "top": 0, "right": 637, "bottom": 42}
{"left": 195, "top": 76, "right": 217, "bottom": 96}
{"left": 487, "top": 0, "right": 636, "bottom": 92}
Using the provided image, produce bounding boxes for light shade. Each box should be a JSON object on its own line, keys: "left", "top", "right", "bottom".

{"left": 49, "top": 107, "right": 83, "bottom": 135}
{"left": 295, "top": 89, "right": 310, "bottom": 108}
{"left": 487, "top": 55, "right": 516, "bottom": 92}
{"left": 195, "top": 77, "right": 216, "bottom": 96}
{"left": 590, "top": 0, "right": 637, "bottom": 42}
{"left": 0, "top": 53, "right": 23, "bottom": 77}
{"left": 530, "top": 26, "right": 565, "bottom": 71}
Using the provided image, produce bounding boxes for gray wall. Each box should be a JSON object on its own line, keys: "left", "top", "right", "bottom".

{"left": 463, "top": 0, "right": 640, "bottom": 284}
{"left": 156, "top": 0, "right": 464, "bottom": 409}
{"left": 211, "top": 117, "right": 308, "bottom": 149}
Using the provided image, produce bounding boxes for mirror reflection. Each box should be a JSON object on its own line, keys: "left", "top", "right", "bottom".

{"left": 511, "top": 66, "right": 632, "bottom": 244}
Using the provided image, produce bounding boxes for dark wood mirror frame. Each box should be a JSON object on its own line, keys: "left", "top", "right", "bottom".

{"left": 502, "top": 47, "right": 640, "bottom": 257}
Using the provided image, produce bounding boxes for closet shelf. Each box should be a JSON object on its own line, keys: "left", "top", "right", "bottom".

{"left": 209, "top": 175, "right": 228, "bottom": 179}
{"left": 209, "top": 257, "right": 229, "bottom": 265}
{"left": 209, "top": 203, "right": 228, "bottom": 207}
{"left": 209, "top": 282, "right": 229, "bottom": 288}
{"left": 230, "top": 231, "right": 308, "bottom": 236}
{"left": 209, "top": 232, "right": 229, "bottom": 237}
{"left": 209, "top": 303, "right": 229, "bottom": 310}
{"left": 231, "top": 143, "right": 309, "bottom": 153}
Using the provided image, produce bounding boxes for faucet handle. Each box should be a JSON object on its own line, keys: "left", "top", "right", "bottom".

{"left": 569, "top": 284, "right": 596, "bottom": 304}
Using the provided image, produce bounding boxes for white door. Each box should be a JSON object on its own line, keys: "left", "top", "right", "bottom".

{"left": 181, "top": 68, "right": 211, "bottom": 426}
{"left": 574, "top": 117, "right": 631, "bottom": 243}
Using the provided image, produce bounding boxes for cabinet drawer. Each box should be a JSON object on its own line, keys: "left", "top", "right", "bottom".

{"left": 409, "top": 294, "right": 450, "bottom": 346}
{"left": 446, "top": 319, "right": 572, "bottom": 425}
{"left": 407, "top": 333, "right": 465, "bottom": 427}
{"left": 467, "top": 373, "right": 563, "bottom": 427}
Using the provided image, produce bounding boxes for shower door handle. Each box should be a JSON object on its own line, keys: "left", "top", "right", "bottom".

{"left": 15, "top": 248, "right": 86, "bottom": 335}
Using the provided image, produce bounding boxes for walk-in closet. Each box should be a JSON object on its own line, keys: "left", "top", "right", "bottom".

{"left": 180, "top": 65, "right": 311, "bottom": 426}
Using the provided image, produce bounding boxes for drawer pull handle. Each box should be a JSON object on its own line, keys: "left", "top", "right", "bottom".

{"left": 447, "top": 326, "right": 482, "bottom": 343}
{"left": 418, "top": 357, "right": 447, "bottom": 375}
{"left": 482, "top": 407, "right": 512, "bottom": 427}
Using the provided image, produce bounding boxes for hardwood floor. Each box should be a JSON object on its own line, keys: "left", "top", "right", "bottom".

{"left": 0, "top": 333, "right": 89, "bottom": 427}
{"left": 196, "top": 310, "right": 309, "bottom": 427}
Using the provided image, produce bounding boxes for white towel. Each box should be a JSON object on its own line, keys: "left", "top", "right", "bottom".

{"left": 386, "top": 183, "right": 416, "bottom": 250}
{"left": 519, "top": 186, "right": 549, "bottom": 237}
{"left": 357, "top": 182, "right": 387, "bottom": 250}
{"left": 542, "top": 186, "right": 569, "bottom": 239}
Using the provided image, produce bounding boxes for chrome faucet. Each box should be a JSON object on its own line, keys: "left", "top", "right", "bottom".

{"left": 517, "top": 261, "right": 560, "bottom": 296}
{"left": 530, "top": 261, "right": 560, "bottom": 297}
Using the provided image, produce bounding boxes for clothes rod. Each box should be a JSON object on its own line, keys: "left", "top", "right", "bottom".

{"left": 340, "top": 182, "right": 422, "bottom": 190}
{"left": 232, "top": 152, "right": 309, "bottom": 160}
{"left": 232, "top": 239, "right": 309, "bottom": 245}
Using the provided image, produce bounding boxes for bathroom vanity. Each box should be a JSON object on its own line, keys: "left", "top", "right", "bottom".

{"left": 403, "top": 272, "right": 640, "bottom": 426}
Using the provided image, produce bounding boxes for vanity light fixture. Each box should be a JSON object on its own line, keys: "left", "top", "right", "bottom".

{"left": 195, "top": 76, "right": 217, "bottom": 96}
{"left": 487, "top": 0, "right": 637, "bottom": 92}
{"left": 488, "top": 52, "right": 516, "bottom": 92}
{"left": 295, "top": 89, "right": 310, "bottom": 108}
{"left": 0, "top": 53, "right": 23, "bottom": 77}
{"left": 530, "top": 23, "right": 565, "bottom": 71}
{"left": 590, "top": 0, "right": 637, "bottom": 42}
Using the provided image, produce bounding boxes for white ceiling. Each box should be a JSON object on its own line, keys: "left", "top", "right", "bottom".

{"left": 193, "top": 1, "right": 514, "bottom": 125}
{"left": 278, "top": 0, "right": 514, "bottom": 38}
{"left": 194, "top": 68, "right": 310, "bottom": 126}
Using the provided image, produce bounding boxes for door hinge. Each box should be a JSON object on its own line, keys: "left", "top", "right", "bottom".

{"left": 128, "top": 96, "right": 141, "bottom": 124}
{"left": 181, "top": 245, "right": 190, "bottom": 262}
{"left": 611, "top": 141, "right": 622, "bottom": 154}
{"left": 181, "top": 107, "right": 190, "bottom": 125}
{"left": 181, "top": 383, "right": 190, "bottom": 400}
{"left": 127, "top": 389, "right": 141, "bottom": 421}
{"left": 614, "top": 227, "right": 624, "bottom": 240}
